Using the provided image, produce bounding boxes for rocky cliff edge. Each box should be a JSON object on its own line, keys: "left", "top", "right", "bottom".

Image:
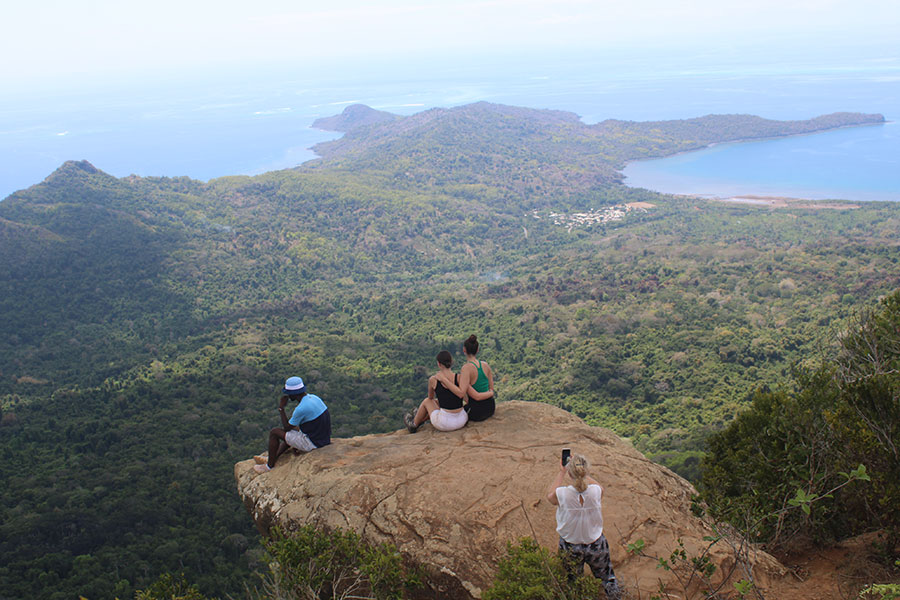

{"left": 235, "top": 401, "right": 785, "bottom": 598}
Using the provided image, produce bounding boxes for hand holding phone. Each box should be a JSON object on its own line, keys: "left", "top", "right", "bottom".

{"left": 561, "top": 448, "right": 571, "bottom": 466}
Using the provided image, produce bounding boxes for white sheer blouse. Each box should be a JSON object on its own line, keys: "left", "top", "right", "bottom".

{"left": 554, "top": 483, "right": 604, "bottom": 544}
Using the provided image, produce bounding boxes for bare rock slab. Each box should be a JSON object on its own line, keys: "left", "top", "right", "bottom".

{"left": 236, "top": 401, "right": 785, "bottom": 598}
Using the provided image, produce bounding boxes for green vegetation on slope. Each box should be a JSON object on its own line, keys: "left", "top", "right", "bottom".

{"left": 701, "top": 291, "right": 900, "bottom": 554}
{"left": 0, "top": 104, "right": 895, "bottom": 598}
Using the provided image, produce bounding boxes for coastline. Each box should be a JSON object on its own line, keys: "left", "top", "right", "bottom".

{"left": 676, "top": 193, "right": 860, "bottom": 210}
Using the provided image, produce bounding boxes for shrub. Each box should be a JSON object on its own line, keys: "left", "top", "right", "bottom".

{"left": 134, "top": 573, "right": 208, "bottom": 600}
{"left": 483, "top": 537, "right": 599, "bottom": 600}
{"left": 261, "top": 525, "right": 421, "bottom": 600}
{"left": 860, "top": 583, "right": 900, "bottom": 600}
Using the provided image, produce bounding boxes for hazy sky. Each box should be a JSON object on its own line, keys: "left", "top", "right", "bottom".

{"left": 4, "top": 0, "right": 900, "bottom": 87}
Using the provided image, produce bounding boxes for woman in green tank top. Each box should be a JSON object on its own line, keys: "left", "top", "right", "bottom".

{"left": 460, "top": 334, "right": 495, "bottom": 421}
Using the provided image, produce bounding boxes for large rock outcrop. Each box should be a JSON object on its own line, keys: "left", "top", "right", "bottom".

{"left": 235, "top": 401, "right": 785, "bottom": 598}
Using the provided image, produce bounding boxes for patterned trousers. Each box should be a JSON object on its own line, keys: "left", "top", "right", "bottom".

{"left": 559, "top": 534, "right": 622, "bottom": 600}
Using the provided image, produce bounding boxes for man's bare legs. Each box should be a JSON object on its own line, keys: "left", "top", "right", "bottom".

{"left": 254, "top": 428, "right": 293, "bottom": 472}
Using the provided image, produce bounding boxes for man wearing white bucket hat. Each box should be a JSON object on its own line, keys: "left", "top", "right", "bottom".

{"left": 253, "top": 376, "right": 331, "bottom": 473}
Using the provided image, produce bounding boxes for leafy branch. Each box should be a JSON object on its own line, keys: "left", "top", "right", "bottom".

{"left": 627, "top": 465, "right": 870, "bottom": 599}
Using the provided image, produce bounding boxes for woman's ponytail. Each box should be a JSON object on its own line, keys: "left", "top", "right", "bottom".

{"left": 566, "top": 453, "right": 590, "bottom": 493}
{"left": 464, "top": 335, "right": 479, "bottom": 355}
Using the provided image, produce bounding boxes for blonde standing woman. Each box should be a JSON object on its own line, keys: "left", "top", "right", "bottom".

{"left": 546, "top": 452, "right": 622, "bottom": 599}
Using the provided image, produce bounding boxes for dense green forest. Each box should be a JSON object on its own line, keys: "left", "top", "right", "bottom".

{"left": 0, "top": 104, "right": 896, "bottom": 599}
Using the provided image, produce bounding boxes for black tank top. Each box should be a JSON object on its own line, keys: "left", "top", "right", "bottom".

{"left": 435, "top": 374, "right": 463, "bottom": 410}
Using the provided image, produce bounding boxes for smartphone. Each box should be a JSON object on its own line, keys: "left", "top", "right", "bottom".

{"left": 561, "top": 448, "right": 571, "bottom": 466}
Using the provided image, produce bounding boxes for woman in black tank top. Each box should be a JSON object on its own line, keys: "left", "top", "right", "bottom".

{"left": 404, "top": 350, "right": 468, "bottom": 433}
{"left": 435, "top": 373, "right": 464, "bottom": 410}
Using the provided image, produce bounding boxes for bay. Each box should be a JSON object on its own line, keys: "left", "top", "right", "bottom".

{"left": 622, "top": 120, "right": 900, "bottom": 202}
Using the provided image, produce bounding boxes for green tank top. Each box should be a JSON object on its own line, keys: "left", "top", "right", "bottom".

{"left": 468, "top": 360, "right": 490, "bottom": 394}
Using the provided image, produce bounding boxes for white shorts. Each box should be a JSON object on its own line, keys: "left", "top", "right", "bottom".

{"left": 284, "top": 429, "right": 317, "bottom": 452}
{"left": 430, "top": 408, "right": 468, "bottom": 431}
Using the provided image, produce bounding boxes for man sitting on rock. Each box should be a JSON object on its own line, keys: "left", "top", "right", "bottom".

{"left": 253, "top": 376, "right": 331, "bottom": 473}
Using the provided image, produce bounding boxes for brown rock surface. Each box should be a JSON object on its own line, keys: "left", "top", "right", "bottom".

{"left": 235, "top": 401, "right": 785, "bottom": 598}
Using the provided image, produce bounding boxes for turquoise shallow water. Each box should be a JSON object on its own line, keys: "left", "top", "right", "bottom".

{"left": 622, "top": 120, "right": 900, "bottom": 202}
{"left": 2, "top": 51, "right": 899, "bottom": 200}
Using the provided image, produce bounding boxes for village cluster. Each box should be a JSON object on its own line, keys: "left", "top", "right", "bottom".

{"left": 530, "top": 203, "right": 651, "bottom": 232}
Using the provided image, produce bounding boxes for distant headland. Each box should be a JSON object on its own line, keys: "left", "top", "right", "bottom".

{"left": 306, "top": 102, "right": 884, "bottom": 200}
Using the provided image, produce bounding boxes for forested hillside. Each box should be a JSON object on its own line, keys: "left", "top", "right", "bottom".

{"left": 0, "top": 104, "right": 895, "bottom": 599}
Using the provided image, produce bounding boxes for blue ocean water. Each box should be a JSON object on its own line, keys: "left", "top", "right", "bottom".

{"left": 2, "top": 50, "right": 899, "bottom": 201}
{"left": 623, "top": 121, "right": 900, "bottom": 201}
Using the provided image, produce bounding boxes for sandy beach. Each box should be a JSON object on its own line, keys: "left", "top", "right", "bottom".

{"left": 716, "top": 194, "right": 860, "bottom": 209}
